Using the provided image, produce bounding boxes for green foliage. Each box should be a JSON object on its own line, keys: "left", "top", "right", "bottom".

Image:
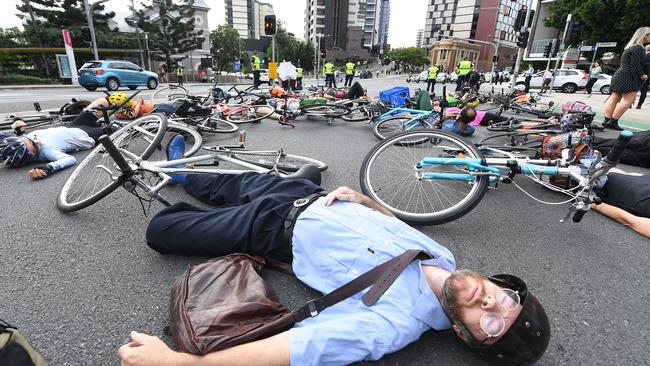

{"left": 386, "top": 47, "right": 429, "bottom": 68}
{"left": 134, "top": 0, "right": 204, "bottom": 68}
{"left": 544, "top": 0, "right": 650, "bottom": 53}
{"left": 264, "top": 22, "right": 315, "bottom": 71}
{"left": 0, "top": 28, "right": 33, "bottom": 74}
{"left": 0, "top": 74, "right": 58, "bottom": 85}
{"left": 209, "top": 25, "right": 240, "bottom": 71}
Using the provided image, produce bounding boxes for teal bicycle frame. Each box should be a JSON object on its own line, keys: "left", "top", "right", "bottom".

{"left": 369, "top": 107, "right": 440, "bottom": 130}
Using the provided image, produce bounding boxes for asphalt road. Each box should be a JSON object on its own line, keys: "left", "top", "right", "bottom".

{"left": 1, "top": 76, "right": 648, "bottom": 366}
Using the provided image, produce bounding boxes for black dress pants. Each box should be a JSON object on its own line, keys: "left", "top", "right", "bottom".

{"left": 146, "top": 173, "right": 323, "bottom": 262}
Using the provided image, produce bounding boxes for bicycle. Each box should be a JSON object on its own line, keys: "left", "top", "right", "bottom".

{"left": 56, "top": 114, "right": 328, "bottom": 213}
{"left": 362, "top": 106, "right": 439, "bottom": 141}
{"left": 359, "top": 128, "right": 632, "bottom": 225}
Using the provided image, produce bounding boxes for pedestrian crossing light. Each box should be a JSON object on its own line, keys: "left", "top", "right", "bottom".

{"left": 264, "top": 15, "right": 276, "bottom": 36}
{"left": 543, "top": 41, "right": 552, "bottom": 58}
{"left": 320, "top": 50, "right": 326, "bottom": 59}
{"left": 517, "top": 30, "right": 530, "bottom": 49}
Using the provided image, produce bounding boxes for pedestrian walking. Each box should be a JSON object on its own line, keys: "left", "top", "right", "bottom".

{"left": 585, "top": 62, "right": 602, "bottom": 97}
{"left": 603, "top": 27, "right": 650, "bottom": 130}
{"left": 324, "top": 60, "right": 336, "bottom": 88}
{"left": 344, "top": 60, "right": 355, "bottom": 87}
{"left": 157, "top": 64, "right": 167, "bottom": 83}
{"left": 176, "top": 65, "right": 184, "bottom": 86}
{"left": 540, "top": 69, "right": 553, "bottom": 94}
{"left": 296, "top": 65, "right": 303, "bottom": 90}
{"left": 252, "top": 51, "right": 262, "bottom": 88}
{"left": 636, "top": 44, "right": 650, "bottom": 108}
{"left": 524, "top": 65, "right": 535, "bottom": 93}
{"left": 427, "top": 63, "right": 439, "bottom": 95}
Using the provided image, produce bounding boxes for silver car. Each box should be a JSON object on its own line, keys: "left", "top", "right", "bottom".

{"left": 516, "top": 68, "right": 588, "bottom": 94}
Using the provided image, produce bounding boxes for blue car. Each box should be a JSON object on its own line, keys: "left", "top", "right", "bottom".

{"left": 78, "top": 60, "right": 159, "bottom": 91}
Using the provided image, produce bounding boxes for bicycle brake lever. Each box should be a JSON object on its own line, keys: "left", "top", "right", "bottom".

{"left": 559, "top": 205, "right": 576, "bottom": 223}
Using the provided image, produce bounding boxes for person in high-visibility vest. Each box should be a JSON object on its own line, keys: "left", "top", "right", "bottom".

{"left": 296, "top": 65, "right": 303, "bottom": 90}
{"left": 427, "top": 63, "right": 439, "bottom": 95}
{"left": 344, "top": 60, "right": 355, "bottom": 87}
{"left": 324, "top": 60, "right": 336, "bottom": 88}
{"left": 176, "top": 65, "right": 184, "bottom": 86}
{"left": 455, "top": 59, "right": 474, "bottom": 92}
{"left": 251, "top": 51, "right": 262, "bottom": 88}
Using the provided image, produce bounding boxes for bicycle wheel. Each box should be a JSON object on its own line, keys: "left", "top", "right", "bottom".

{"left": 192, "top": 115, "right": 239, "bottom": 134}
{"left": 165, "top": 122, "right": 203, "bottom": 157}
{"left": 57, "top": 113, "right": 168, "bottom": 213}
{"left": 487, "top": 119, "right": 522, "bottom": 132}
{"left": 360, "top": 130, "right": 489, "bottom": 225}
{"left": 373, "top": 116, "right": 433, "bottom": 141}
{"left": 151, "top": 85, "right": 189, "bottom": 104}
{"left": 341, "top": 106, "right": 370, "bottom": 122}
{"left": 301, "top": 104, "right": 351, "bottom": 118}
{"left": 233, "top": 151, "right": 328, "bottom": 172}
{"left": 226, "top": 105, "right": 274, "bottom": 124}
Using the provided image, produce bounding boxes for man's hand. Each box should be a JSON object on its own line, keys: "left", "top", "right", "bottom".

{"left": 642, "top": 74, "right": 648, "bottom": 81}
{"left": 118, "top": 331, "right": 190, "bottom": 366}
{"left": 27, "top": 165, "right": 52, "bottom": 179}
{"left": 323, "top": 186, "right": 366, "bottom": 206}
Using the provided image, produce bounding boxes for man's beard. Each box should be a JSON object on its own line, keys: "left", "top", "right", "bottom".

{"left": 441, "top": 270, "right": 486, "bottom": 318}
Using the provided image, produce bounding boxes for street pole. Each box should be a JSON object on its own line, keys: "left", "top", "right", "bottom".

{"left": 130, "top": 0, "right": 145, "bottom": 67}
{"left": 491, "top": 38, "right": 500, "bottom": 84}
{"left": 316, "top": 34, "right": 323, "bottom": 84}
{"left": 83, "top": 0, "right": 108, "bottom": 61}
{"left": 25, "top": 0, "right": 50, "bottom": 78}
{"left": 509, "top": 0, "right": 533, "bottom": 95}
{"left": 144, "top": 32, "right": 151, "bottom": 70}
{"left": 591, "top": 45, "right": 599, "bottom": 63}
{"left": 545, "top": 38, "right": 556, "bottom": 71}
{"left": 550, "top": 13, "right": 572, "bottom": 94}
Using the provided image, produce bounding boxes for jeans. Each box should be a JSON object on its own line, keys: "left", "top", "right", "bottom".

{"left": 344, "top": 74, "right": 354, "bottom": 87}
{"left": 427, "top": 79, "right": 436, "bottom": 94}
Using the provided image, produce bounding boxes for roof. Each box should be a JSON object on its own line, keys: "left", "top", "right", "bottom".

{"left": 192, "top": 0, "right": 211, "bottom": 10}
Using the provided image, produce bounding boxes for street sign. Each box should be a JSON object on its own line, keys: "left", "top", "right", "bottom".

{"left": 580, "top": 45, "right": 596, "bottom": 52}
{"left": 268, "top": 62, "right": 278, "bottom": 79}
{"left": 562, "top": 48, "right": 580, "bottom": 68}
{"left": 596, "top": 42, "right": 617, "bottom": 48}
{"left": 61, "top": 29, "right": 79, "bottom": 85}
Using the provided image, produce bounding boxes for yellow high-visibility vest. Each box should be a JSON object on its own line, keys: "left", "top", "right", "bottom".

{"left": 252, "top": 55, "right": 261, "bottom": 71}
{"left": 324, "top": 62, "right": 334, "bottom": 74}
{"left": 457, "top": 60, "right": 473, "bottom": 76}
{"left": 296, "top": 67, "right": 303, "bottom": 77}
{"left": 345, "top": 62, "right": 355, "bottom": 75}
{"left": 176, "top": 67, "right": 184, "bottom": 76}
{"left": 428, "top": 65, "right": 439, "bottom": 79}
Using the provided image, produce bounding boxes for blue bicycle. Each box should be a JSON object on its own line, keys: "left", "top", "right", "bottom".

{"left": 359, "top": 129, "right": 632, "bottom": 225}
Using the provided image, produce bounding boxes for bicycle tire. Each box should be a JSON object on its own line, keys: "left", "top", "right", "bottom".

{"left": 151, "top": 85, "right": 190, "bottom": 104}
{"left": 191, "top": 115, "right": 239, "bottom": 134}
{"left": 359, "top": 130, "right": 489, "bottom": 225}
{"left": 487, "top": 120, "right": 523, "bottom": 132}
{"left": 341, "top": 106, "right": 369, "bottom": 122}
{"left": 300, "top": 104, "right": 351, "bottom": 118}
{"left": 165, "top": 122, "right": 203, "bottom": 157}
{"left": 226, "top": 105, "right": 274, "bottom": 124}
{"left": 57, "top": 113, "right": 168, "bottom": 213}
{"left": 373, "top": 116, "right": 433, "bottom": 141}
{"left": 233, "top": 151, "right": 328, "bottom": 172}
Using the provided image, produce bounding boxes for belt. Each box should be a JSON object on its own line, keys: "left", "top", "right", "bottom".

{"left": 282, "top": 192, "right": 326, "bottom": 248}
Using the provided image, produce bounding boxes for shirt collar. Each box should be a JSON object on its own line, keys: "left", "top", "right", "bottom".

{"left": 410, "top": 259, "right": 453, "bottom": 330}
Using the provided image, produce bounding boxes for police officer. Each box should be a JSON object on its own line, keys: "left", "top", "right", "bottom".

{"left": 252, "top": 51, "right": 262, "bottom": 88}
{"left": 296, "top": 65, "right": 303, "bottom": 90}
{"left": 427, "top": 63, "right": 439, "bottom": 95}
{"left": 176, "top": 65, "right": 184, "bottom": 86}
{"left": 324, "top": 60, "right": 336, "bottom": 88}
{"left": 345, "top": 60, "right": 355, "bottom": 87}
{"left": 456, "top": 59, "right": 474, "bottom": 92}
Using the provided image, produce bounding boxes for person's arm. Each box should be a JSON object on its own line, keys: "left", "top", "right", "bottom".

{"left": 323, "top": 186, "right": 395, "bottom": 217}
{"left": 632, "top": 47, "right": 645, "bottom": 79}
{"left": 27, "top": 147, "right": 76, "bottom": 179}
{"left": 118, "top": 331, "right": 289, "bottom": 366}
{"left": 592, "top": 203, "right": 650, "bottom": 238}
{"left": 458, "top": 122, "right": 475, "bottom": 136}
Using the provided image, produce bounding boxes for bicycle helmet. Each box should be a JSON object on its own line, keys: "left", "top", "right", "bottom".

{"left": 442, "top": 274, "right": 551, "bottom": 366}
{"left": 530, "top": 93, "right": 542, "bottom": 102}
{"left": 514, "top": 84, "right": 526, "bottom": 92}
{"left": 107, "top": 92, "right": 133, "bottom": 108}
{"left": 0, "top": 137, "right": 32, "bottom": 167}
{"left": 270, "top": 87, "right": 286, "bottom": 97}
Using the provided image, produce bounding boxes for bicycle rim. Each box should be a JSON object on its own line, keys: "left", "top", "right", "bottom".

{"left": 57, "top": 114, "right": 168, "bottom": 212}
{"left": 233, "top": 151, "right": 328, "bottom": 172}
{"left": 341, "top": 106, "right": 369, "bottom": 122}
{"left": 151, "top": 85, "right": 189, "bottom": 104}
{"left": 195, "top": 116, "right": 239, "bottom": 134}
{"left": 165, "top": 122, "right": 203, "bottom": 157}
{"left": 301, "top": 104, "right": 350, "bottom": 118}
{"left": 226, "top": 105, "right": 273, "bottom": 123}
{"left": 360, "top": 130, "right": 488, "bottom": 225}
{"left": 373, "top": 117, "right": 433, "bottom": 142}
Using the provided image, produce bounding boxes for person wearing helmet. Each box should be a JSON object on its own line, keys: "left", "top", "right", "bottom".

{"left": 117, "top": 154, "right": 550, "bottom": 366}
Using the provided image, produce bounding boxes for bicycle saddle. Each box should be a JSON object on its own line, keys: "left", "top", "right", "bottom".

{"left": 285, "top": 164, "right": 321, "bottom": 186}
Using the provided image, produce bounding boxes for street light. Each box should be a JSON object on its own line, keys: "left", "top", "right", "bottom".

{"left": 83, "top": 0, "right": 110, "bottom": 60}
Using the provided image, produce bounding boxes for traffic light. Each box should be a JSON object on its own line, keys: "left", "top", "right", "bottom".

{"left": 566, "top": 20, "right": 581, "bottom": 45}
{"left": 551, "top": 40, "right": 560, "bottom": 57}
{"left": 516, "top": 30, "right": 530, "bottom": 48}
{"left": 264, "top": 15, "right": 276, "bottom": 35}
{"left": 514, "top": 7, "right": 527, "bottom": 30}
{"left": 80, "top": 25, "right": 92, "bottom": 45}
{"left": 320, "top": 50, "right": 326, "bottom": 59}
{"left": 492, "top": 55, "right": 499, "bottom": 63}
{"left": 543, "top": 41, "right": 552, "bottom": 58}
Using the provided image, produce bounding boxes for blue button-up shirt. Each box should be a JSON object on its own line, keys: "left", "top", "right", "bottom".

{"left": 289, "top": 198, "right": 457, "bottom": 365}
{"left": 27, "top": 127, "right": 95, "bottom": 172}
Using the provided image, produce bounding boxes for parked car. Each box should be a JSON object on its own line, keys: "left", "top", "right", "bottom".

{"left": 592, "top": 73, "right": 612, "bottom": 94}
{"left": 436, "top": 72, "right": 449, "bottom": 83}
{"left": 78, "top": 60, "right": 159, "bottom": 91}
{"left": 406, "top": 73, "right": 418, "bottom": 82}
{"left": 406, "top": 71, "right": 428, "bottom": 83}
{"left": 259, "top": 69, "right": 272, "bottom": 85}
{"left": 516, "top": 68, "right": 588, "bottom": 93}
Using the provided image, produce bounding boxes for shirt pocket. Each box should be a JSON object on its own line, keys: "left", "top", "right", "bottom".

{"left": 326, "top": 244, "right": 382, "bottom": 278}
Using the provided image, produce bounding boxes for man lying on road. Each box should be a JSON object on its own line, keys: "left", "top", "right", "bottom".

{"left": 117, "top": 137, "right": 551, "bottom": 366}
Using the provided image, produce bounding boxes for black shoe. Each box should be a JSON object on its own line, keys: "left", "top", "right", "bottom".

{"left": 589, "top": 124, "right": 605, "bottom": 131}
{"left": 601, "top": 117, "right": 611, "bottom": 128}
{"left": 636, "top": 105, "right": 642, "bottom": 109}
{"left": 606, "top": 119, "right": 624, "bottom": 131}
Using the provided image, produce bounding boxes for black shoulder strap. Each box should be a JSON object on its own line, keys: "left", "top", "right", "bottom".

{"left": 290, "top": 249, "right": 434, "bottom": 323}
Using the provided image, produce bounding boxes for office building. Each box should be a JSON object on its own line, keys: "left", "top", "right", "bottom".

{"left": 416, "top": 29, "right": 424, "bottom": 48}
{"left": 225, "top": 0, "right": 274, "bottom": 39}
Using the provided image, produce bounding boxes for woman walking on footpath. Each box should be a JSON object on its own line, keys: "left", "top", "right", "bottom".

{"left": 585, "top": 62, "right": 601, "bottom": 97}
{"left": 603, "top": 27, "right": 650, "bottom": 130}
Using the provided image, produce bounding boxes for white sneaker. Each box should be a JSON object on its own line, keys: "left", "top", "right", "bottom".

{"left": 586, "top": 94, "right": 591, "bottom": 98}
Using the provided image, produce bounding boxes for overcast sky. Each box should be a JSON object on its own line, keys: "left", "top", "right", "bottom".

{"left": 1, "top": 0, "right": 426, "bottom": 48}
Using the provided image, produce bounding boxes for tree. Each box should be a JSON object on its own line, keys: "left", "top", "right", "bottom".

{"left": 209, "top": 25, "right": 240, "bottom": 71}
{"left": 544, "top": 0, "right": 650, "bottom": 54}
{"left": 134, "top": 0, "right": 204, "bottom": 68}
{"left": 264, "top": 22, "right": 315, "bottom": 70}
{"left": 386, "top": 47, "right": 429, "bottom": 68}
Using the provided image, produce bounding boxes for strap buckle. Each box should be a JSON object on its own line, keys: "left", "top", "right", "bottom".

{"left": 293, "top": 197, "right": 310, "bottom": 207}
{"left": 306, "top": 299, "right": 319, "bottom": 317}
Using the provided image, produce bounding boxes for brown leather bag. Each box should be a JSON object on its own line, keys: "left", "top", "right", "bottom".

{"left": 169, "top": 250, "right": 432, "bottom": 355}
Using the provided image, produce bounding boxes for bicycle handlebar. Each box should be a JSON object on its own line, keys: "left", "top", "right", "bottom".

{"left": 98, "top": 135, "right": 133, "bottom": 176}
{"left": 572, "top": 209, "right": 587, "bottom": 223}
{"left": 604, "top": 130, "right": 633, "bottom": 164}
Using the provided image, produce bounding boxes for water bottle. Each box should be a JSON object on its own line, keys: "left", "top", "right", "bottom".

{"left": 239, "top": 130, "right": 247, "bottom": 144}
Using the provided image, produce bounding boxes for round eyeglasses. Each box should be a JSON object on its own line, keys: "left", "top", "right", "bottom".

{"left": 479, "top": 288, "right": 520, "bottom": 339}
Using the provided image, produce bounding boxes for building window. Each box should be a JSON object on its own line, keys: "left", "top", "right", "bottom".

{"left": 441, "top": 49, "right": 447, "bottom": 60}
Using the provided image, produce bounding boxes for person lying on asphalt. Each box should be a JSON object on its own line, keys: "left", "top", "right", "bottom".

{"left": 117, "top": 136, "right": 551, "bottom": 366}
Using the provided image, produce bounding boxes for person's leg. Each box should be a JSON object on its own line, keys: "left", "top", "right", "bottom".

{"left": 480, "top": 112, "right": 509, "bottom": 126}
{"left": 637, "top": 81, "right": 649, "bottom": 108}
{"left": 524, "top": 76, "right": 531, "bottom": 92}
{"left": 603, "top": 92, "right": 622, "bottom": 118}
{"left": 612, "top": 91, "right": 637, "bottom": 119}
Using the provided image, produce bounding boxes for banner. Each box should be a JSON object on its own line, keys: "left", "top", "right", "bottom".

{"left": 62, "top": 29, "right": 79, "bottom": 84}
